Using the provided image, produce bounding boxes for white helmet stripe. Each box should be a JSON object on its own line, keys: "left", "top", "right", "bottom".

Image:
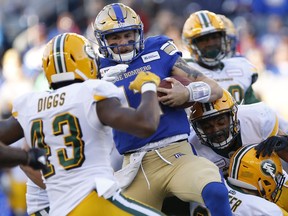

{"left": 202, "top": 102, "right": 214, "bottom": 113}
{"left": 53, "top": 33, "right": 68, "bottom": 74}
{"left": 197, "top": 11, "right": 212, "bottom": 28}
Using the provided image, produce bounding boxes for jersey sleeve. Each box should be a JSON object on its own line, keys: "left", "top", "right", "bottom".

{"left": 11, "top": 93, "right": 31, "bottom": 119}
{"left": 85, "top": 80, "right": 122, "bottom": 102}
{"left": 239, "top": 102, "right": 278, "bottom": 143}
{"left": 145, "top": 35, "right": 182, "bottom": 76}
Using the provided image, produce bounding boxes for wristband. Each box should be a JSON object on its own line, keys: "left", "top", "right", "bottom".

{"left": 185, "top": 81, "right": 211, "bottom": 102}
{"left": 141, "top": 82, "right": 157, "bottom": 93}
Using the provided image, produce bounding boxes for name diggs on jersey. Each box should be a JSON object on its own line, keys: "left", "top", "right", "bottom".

{"left": 38, "top": 93, "right": 66, "bottom": 112}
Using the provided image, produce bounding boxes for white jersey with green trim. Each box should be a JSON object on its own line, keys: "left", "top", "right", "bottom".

{"left": 12, "top": 79, "right": 121, "bottom": 216}
{"left": 190, "top": 180, "right": 285, "bottom": 216}
{"left": 189, "top": 102, "right": 278, "bottom": 175}
{"left": 187, "top": 56, "right": 257, "bottom": 104}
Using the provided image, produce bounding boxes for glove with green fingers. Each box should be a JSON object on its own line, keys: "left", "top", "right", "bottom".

{"left": 129, "top": 71, "right": 160, "bottom": 93}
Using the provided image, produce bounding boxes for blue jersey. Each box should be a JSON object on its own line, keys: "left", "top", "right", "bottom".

{"left": 100, "top": 35, "right": 190, "bottom": 154}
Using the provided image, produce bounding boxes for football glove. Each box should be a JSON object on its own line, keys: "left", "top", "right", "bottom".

{"left": 255, "top": 135, "right": 288, "bottom": 157}
{"left": 26, "top": 148, "right": 47, "bottom": 170}
{"left": 129, "top": 71, "right": 160, "bottom": 92}
{"left": 102, "top": 64, "right": 128, "bottom": 82}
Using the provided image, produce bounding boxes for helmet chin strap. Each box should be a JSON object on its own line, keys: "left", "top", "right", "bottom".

{"left": 110, "top": 49, "right": 136, "bottom": 63}
{"left": 258, "top": 179, "right": 267, "bottom": 199}
{"left": 210, "top": 132, "right": 233, "bottom": 149}
{"left": 75, "top": 69, "right": 88, "bottom": 81}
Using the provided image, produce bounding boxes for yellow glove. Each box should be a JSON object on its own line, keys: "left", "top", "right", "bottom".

{"left": 129, "top": 71, "right": 160, "bottom": 92}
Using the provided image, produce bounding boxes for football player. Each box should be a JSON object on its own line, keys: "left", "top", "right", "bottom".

{"left": 93, "top": 3, "right": 232, "bottom": 216}
{"left": 182, "top": 10, "right": 260, "bottom": 105}
{"left": 0, "top": 32, "right": 166, "bottom": 216}
{"left": 228, "top": 144, "right": 288, "bottom": 215}
{"left": 189, "top": 89, "right": 288, "bottom": 215}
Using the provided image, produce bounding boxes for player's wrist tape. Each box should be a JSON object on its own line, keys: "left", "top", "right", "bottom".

{"left": 186, "top": 81, "right": 211, "bottom": 103}
{"left": 141, "top": 82, "right": 157, "bottom": 93}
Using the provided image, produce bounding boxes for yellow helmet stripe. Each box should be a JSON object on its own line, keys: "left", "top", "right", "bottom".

{"left": 229, "top": 144, "right": 257, "bottom": 179}
{"left": 53, "top": 33, "right": 68, "bottom": 74}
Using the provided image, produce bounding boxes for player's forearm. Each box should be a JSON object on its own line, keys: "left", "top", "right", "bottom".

{"left": 20, "top": 165, "right": 46, "bottom": 189}
{"left": 136, "top": 91, "right": 161, "bottom": 136}
{"left": 201, "top": 77, "right": 223, "bottom": 102}
{"left": 0, "top": 143, "right": 28, "bottom": 168}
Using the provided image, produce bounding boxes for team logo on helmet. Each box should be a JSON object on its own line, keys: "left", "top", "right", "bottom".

{"left": 261, "top": 159, "right": 276, "bottom": 176}
{"left": 84, "top": 45, "right": 96, "bottom": 59}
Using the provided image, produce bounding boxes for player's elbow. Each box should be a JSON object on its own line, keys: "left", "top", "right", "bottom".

{"left": 137, "top": 119, "right": 159, "bottom": 138}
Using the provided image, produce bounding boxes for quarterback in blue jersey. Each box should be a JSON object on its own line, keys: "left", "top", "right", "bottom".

{"left": 94, "top": 3, "right": 232, "bottom": 216}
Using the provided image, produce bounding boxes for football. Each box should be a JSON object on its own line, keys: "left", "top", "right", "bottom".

{"left": 157, "top": 75, "right": 195, "bottom": 109}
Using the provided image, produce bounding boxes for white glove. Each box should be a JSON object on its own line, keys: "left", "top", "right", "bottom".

{"left": 102, "top": 64, "right": 129, "bottom": 82}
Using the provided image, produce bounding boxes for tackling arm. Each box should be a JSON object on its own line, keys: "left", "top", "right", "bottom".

{"left": 171, "top": 57, "right": 223, "bottom": 102}
{"left": 0, "top": 116, "right": 24, "bottom": 145}
{"left": 97, "top": 71, "right": 161, "bottom": 138}
{"left": 0, "top": 142, "right": 46, "bottom": 169}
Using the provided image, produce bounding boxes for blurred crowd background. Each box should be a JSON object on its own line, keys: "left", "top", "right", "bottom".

{"left": 1, "top": 0, "right": 288, "bottom": 215}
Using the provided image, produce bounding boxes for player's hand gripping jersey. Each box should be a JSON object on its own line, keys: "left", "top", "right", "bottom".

{"left": 12, "top": 80, "right": 121, "bottom": 216}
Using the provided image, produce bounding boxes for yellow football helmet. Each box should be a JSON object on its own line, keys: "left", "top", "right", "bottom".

{"left": 218, "top": 14, "right": 237, "bottom": 58}
{"left": 190, "top": 89, "right": 239, "bottom": 149}
{"left": 93, "top": 3, "right": 144, "bottom": 63}
{"left": 182, "top": 10, "right": 227, "bottom": 67}
{"left": 228, "top": 144, "right": 286, "bottom": 203}
{"left": 42, "top": 33, "right": 98, "bottom": 89}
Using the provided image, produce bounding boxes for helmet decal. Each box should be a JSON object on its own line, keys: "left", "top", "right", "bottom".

{"left": 84, "top": 45, "right": 96, "bottom": 59}
{"left": 261, "top": 160, "right": 277, "bottom": 177}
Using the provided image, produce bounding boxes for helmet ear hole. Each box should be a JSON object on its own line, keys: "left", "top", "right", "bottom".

{"left": 70, "top": 54, "right": 75, "bottom": 62}
{"left": 263, "top": 180, "right": 272, "bottom": 186}
{"left": 46, "top": 58, "right": 50, "bottom": 68}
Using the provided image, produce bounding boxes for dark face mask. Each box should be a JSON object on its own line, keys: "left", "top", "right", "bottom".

{"left": 200, "top": 46, "right": 221, "bottom": 59}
